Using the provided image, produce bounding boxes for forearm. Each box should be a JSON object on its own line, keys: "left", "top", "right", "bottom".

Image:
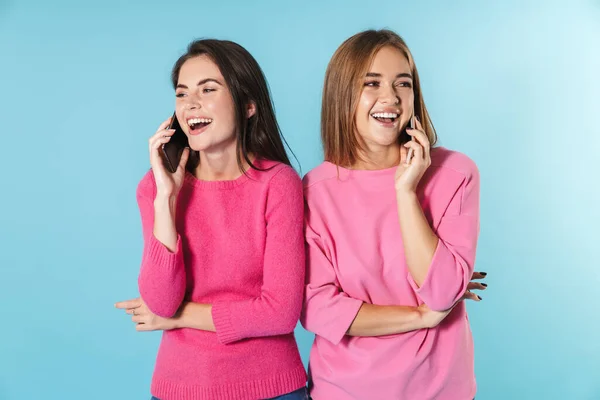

{"left": 173, "top": 302, "right": 216, "bottom": 332}
{"left": 153, "top": 194, "right": 179, "bottom": 252}
{"left": 346, "top": 303, "right": 426, "bottom": 337}
{"left": 139, "top": 196, "right": 185, "bottom": 318}
{"left": 136, "top": 178, "right": 186, "bottom": 318}
{"left": 396, "top": 190, "right": 439, "bottom": 287}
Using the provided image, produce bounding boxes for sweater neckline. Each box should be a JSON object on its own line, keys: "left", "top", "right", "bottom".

{"left": 183, "top": 158, "right": 272, "bottom": 190}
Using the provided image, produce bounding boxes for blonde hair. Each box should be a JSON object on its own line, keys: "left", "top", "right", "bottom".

{"left": 321, "top": 29, "right": 437, "bottom": 167}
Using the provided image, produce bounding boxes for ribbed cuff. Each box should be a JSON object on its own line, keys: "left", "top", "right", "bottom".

{"left": 211, "top": 302, "right": 242, "bottom": 344}
{"left": 146, "top": 233, "right": 183, "bottom": 270}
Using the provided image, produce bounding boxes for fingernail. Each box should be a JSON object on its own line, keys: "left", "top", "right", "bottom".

{"left": 478, "top": 295, "right": 482, "bottom": 300}
{"left": 481, "top": 283, "right": 487, "bottom": 287}
{"left": 480, "top": 272, "right": 487, "bottom": 276}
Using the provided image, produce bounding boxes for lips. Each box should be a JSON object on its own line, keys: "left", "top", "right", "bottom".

{"left": 370, "top": 111, "right": 399, "bottom": 124}
{"left": 186, "top": 116, "right": 213, "bottom": 135}
{"left": 370, "top": 111, "right": 400, "bottom": 129}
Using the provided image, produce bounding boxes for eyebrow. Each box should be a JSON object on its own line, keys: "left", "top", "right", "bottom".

{"left": 176, "top": 78, "right": 223, "bottom": 89}
{"left": 366, "top": 72, "right": 413, "bottom": 79}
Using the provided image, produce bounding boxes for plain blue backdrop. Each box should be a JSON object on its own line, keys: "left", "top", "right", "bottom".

{"left": 1, "top": 0, "right": 599, "bottom": 399}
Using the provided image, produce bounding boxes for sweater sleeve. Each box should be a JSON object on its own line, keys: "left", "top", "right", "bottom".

{"left": 300, "top": 208, "right": 363, "bottom": 346}
{"left": 136, "top": 172, "right": 187, "bottom": 318}
{"left": 407, "top": 163, "right": 481, "bottom": 311}
{"left": 210, "top": 167, "right": 306, "bottom": 345}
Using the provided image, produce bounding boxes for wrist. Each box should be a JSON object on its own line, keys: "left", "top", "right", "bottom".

{"left": 154, "top": 194, "right": 178, "bottom": 210}
{"left": 395, "top": 187, "right": 417, "bottom": 200}
{"left": 171, "top": 303, "right": 187, "bottom": 330}
{"left": 415, "top": 305, "right": 433, "bottom": 329}
{"left": 155, "top": 190, "right": 178, "bottom": 201}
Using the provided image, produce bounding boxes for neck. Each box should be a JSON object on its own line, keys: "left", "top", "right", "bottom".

{"left": 194, "top": 142, "right": 253, "bottom": 181}
{"left": 352, "top": 143, "right": 401, "bottom": 170}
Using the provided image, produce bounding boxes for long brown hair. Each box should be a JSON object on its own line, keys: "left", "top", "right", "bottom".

{"left": 321, "top": 29, "right": 437, "bottom": 167}
{"left": 172, "top": 39, "right": 294, "bottom": 172}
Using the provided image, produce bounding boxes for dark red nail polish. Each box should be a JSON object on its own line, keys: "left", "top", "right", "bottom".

{"left": 481, "top": 283, "right": 487, "bottom": 287}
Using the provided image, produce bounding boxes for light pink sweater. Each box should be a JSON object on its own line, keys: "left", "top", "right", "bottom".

{"left": 137, "top": 159, "right": 307, "bottom": 400}
{"left": 301, "top": 147, "right": 480, "bottom": 400}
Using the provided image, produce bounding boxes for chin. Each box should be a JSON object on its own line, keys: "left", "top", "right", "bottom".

{"left": 187, "top": 137, "right": 210, "bottom": 152}
{"left": 369, "top": 132, "right": 401, "bottom": 146}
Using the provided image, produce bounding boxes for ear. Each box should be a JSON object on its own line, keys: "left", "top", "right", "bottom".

{"left": 246, "top": 101, "right": 256, "bottom": 119}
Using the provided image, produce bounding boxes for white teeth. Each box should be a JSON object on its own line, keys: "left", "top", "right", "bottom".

{"left": 187, "top": 118, "right": 213, "bottom": 126}
{"left": 371, "top": 112, "right": 399, "bottom": 119}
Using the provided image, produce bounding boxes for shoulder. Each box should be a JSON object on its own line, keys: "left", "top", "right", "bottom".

{"left": 429, "top": 146, "right": 479, "bottom": 182}
{"left": 253, "top": 159, "right": 302, "bottom": 190}
{"left": 302, "top": 162, "right": 341, "bottom": 190}
{"left": 257, "top": 161, "right": 303, "bottom": 219}
{"left": 136, "top": 169, "right": 156, "bottom": 200}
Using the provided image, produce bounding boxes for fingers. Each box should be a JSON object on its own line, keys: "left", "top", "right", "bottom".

{"left": 131, "top": 314, "right": 144, "bottom": 323}
{"left": 177, "top": 147, "right": 190, "bottom": 171}
{"left": 157, "top": 117, "right": 174, "bottom": 132}
{"left": 403, "top": 140, "right": 424, "bottom": 164}
{"left": 408, "top": 116, "right": 428, "bottom": 141}
{"left": 149, "top": 129, "right": 175, "bottom": 151}
{"left": 148, "top": 130, "right": 176, "bottom": 174}
{"left": 406, "top": 131, "right": 430, "bottom": 162}
{"left": 405, "top": 122, "right": 415, "bottom": 163}
{"left": 463, "top": 290, "right": 482, "bottom": 302}
{"left": 413, "top": 115, "right": 422, "bottom": 129}
{"left": 399, "top": 143, "right": 409, "bottom": 165}
{"left": 407, "top": 117, "right": 430, "bottom": 162}
{"left": 406, "top": 128, "right": 429, "bottom": 150}
{"left": 114, "top": 298, "right": 141, "bottom": 310}
{"left": 136, "top": 323, "right": 151, "bottom": 332}
{"left": 467, "top": 282, "right": 487, "bottom": 291}
{"left": 471, "top": 271, "right": 488, "bottom": 280}
{"left": 116, "top": 297, "right": 154, "bottom": 332}
{"left": 406, "top": 147, "right": 414, "bottom": 164}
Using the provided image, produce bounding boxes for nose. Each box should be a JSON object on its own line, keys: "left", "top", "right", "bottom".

{"left": 380, "top": 84, "right": 400, "bottom": 105}
{"left": 184, "top": 93, "right": 202, "bottom": 110}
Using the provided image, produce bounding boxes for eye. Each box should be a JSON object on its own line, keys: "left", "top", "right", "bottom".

{"left": 395, "top": 81, "right": 413, "bottom": 88}
{"left": 203, "top": 87, "right": 216, "bottom": 93}
{"left": 364, "top": 81, "right": 379, "bottom": 87}
{"left": 175, "top": 92, "right": 186, "bottom": 98}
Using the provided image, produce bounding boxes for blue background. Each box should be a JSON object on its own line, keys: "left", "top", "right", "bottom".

{"left": 1, "top": 0, "right": 599, "bottom": 399}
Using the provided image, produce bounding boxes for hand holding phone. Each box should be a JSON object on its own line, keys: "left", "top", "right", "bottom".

{"left": 406, "top": 115, "right": 415, "bottom": 164}
{"left": 161, "top": 112, "right": 190, "bottom": 173}
{"left": 147, "top": 116, "right": 190, "bottom": 198}
{"left": 395, "top": 114, "right": 431, "bottom": 193}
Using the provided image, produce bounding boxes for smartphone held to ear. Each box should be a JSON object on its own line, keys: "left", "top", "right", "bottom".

{"left": 161, "top": 112, "right": 189, "bottom": 173}
{"left": 405, "top": 115, "right": 415, "bottom": 164}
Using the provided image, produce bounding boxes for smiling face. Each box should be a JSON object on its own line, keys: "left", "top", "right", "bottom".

{"left": 354, "top": 45, "right": 415, "bottom": 151}
{"left": 174, "top": 55, "right": 238, "bottom": 153}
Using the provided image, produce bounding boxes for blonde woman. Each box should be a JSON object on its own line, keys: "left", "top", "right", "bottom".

{"left": 301, "top": 30, "right": 486, "bottom": 400}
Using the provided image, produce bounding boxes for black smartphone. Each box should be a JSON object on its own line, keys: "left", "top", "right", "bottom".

{"left": 161, "top": 112, "right": 189, "bottom": 173}
{"left": 401, "top": 114, "right": 415, "bottom": 142}
{"left": 405, "top": 115, "right": 416, "bottom": 164}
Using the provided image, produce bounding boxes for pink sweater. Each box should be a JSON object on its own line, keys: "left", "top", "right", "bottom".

{"left": 301, "top": 147, "right": 480, "bottom": 400}
{"left": 137, "top": 159, "right": 307, "bottom": 400}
